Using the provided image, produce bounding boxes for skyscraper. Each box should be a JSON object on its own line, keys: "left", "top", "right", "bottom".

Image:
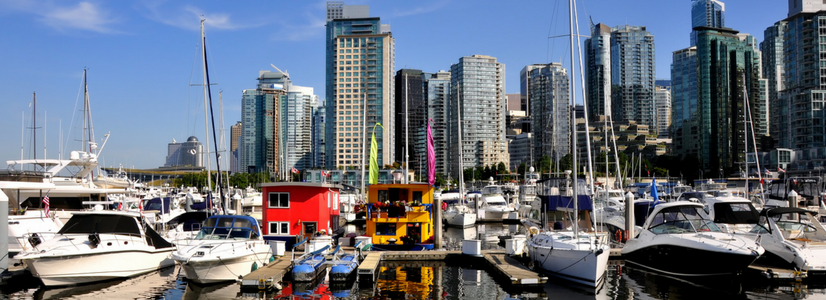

{"left": 450, "top": 55, "right": 508, "bottom": 175}
{"left": 690, "top": 0, "right": 725, "bottom": 46}
{"left": 692, "top": 27, "right": 766, "bottom": 173}
{"left": 230, "top": 121, "right": 242, "bottom": 174}
{"left": 762, "top": 1, "right": 826, "bottom": 150}
{"left": 281, "top": 86, "right": 317, "bottom": 175}
{"left": 585, "top": 23, "right": 656, "bottom": 134}
{"left": 325, "top": 2, "right": 395, "bottom": 169}
{"left": 395, "top": 69, "right": 426, "bottom": 174}
{"left": 654, "top": 86, "right": 672, "bottom": 138}
{"left": 426, "top": 71, "right": 451, "bottom": 176}
{"left": 241, "top": 70, "right": 288, "bottom": 176}
{"left": 524, "top": 63, "right": 570, "bottom": 167}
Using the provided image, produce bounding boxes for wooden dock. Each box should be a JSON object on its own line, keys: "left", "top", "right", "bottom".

{"left": 240, "top": 251, "right": 294, "bottom": 291}
{"left": 483, "top": 252, "right": 547, "bottom": 286}
{"left": 356, "top": 250, "right": 545, "bottom": 288}
{"left": 357, "top": 252, "right": 383, "bottom": 284}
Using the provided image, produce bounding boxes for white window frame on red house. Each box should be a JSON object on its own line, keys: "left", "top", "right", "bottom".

{"left": 268, "top": 221, "right": 289, "bottom": 235}
{"left": 268, "top": 192, "right": 290, "bottom": 208}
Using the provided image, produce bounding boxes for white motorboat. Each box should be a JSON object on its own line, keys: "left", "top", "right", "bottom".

{"left": 516, "top": 168, "right": 541, "bottom": 224}
{"left": 749, "top": 206, "right": 826, "bottom": 275}
{"left": 444, "top": 202, "right": 476, "bottom": 227}
{"left": 621, "top": 201, "right": 764, "bottom": 277}
{"left": 172, "top": 215, "right": 272, "bottom": 284}
{"left": 16, "top": 211, "right": 176, "bottom": 287}
{"left": 693, "top": 191, "right": 761, "bottom": 234}
{"left": 476, "top": 185, "right": 515, "bottom": 222}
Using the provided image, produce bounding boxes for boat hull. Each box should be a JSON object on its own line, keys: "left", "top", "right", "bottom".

{"left": 445, "top": 212, "right": 476, "bottom": 228}
{"left": 329, "top": 260, "right": 359, "bottom": 281}
{"left": 24, "top": 249, "right": 175, "bottom": 287}
{"left": 178, "top": 250, "right": 271, "bottom": 284}
{"left": 622, "top": 243, "right": 760, "bottom": 276}
{"left": 528, "top": 244, "right": 609, "bottom": 288}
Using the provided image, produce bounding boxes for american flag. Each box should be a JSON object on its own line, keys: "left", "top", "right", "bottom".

{"left": 42, "top": 192, "right": 50, "bottom": 216}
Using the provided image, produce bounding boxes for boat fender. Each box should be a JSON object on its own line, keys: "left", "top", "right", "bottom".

{"left": 251, "top": 262, "right": 258, "bottom": 272}
{"left": 270, "top": 255, "right": 276, "bottom": 262}
{"left": 615, "top": 230, "right": 621, "bottom": 242}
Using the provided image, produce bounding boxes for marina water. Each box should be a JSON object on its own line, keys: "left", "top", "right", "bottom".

{"left": 2, "top": 223, "right": 824, "bottom": 299}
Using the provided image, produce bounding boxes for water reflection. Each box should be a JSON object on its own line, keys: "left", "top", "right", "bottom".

{"left": 8, "top": 222, "right": 826, "bottom": 299}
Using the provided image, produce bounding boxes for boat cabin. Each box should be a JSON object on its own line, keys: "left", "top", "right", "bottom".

{"left": 260, "top": 182, "right": 341, "bottom": 248}
{"left": 194, "top": 215, "right": 261, "bottom": 240}
{"left": 365, "top": 183, "right": 434, "bottom": 249}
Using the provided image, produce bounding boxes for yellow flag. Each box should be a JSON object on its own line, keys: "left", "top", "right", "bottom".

{"left": 369, "top": 123, "right": 383, "bottom": 184}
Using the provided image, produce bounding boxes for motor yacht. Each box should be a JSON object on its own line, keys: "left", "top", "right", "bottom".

{"left": 17, "top": 211, "right": 176, "bottom": 287}
{"left": 171, "top": 215, "right": 271, "bottom": 284}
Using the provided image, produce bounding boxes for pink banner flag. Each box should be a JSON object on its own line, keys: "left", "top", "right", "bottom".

{"left": 427, "top": 119, "right": 435, "bottom": 186}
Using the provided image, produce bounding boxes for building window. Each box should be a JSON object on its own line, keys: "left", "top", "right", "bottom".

{"left": 334, "top": 193, "right": 339, "bottom": 210}
{"left": 376, "top": 223, "right": 396, "bottom": 235}
{"left": 268, "top": 222, "right": 289, "bottom": 235}
{"left": 268, "top": 192, "right": 289, "bottom": 208}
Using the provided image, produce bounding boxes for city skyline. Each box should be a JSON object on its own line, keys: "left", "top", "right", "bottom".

{"left": 0, "top": 0, "right": 787, "bottom": 169}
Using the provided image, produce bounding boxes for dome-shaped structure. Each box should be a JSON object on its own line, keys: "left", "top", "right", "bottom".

{"left": 187, "top": 136, "right": 199, "bottom": 142}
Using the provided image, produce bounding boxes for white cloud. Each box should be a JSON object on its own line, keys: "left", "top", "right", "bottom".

{"left": 41, "top": 1, "right": 119, "bottom": 33}
{"left": 140, "top": 2, "right": 265, "bottom": 31}
{"left": 0, "top": 0, "right": 120, "bottom": 34}
{"left": 392, "top": 1, "right": 448, "bottom": 18}
{"left": 270, "top": 12, "right": 326, "bottom": 42}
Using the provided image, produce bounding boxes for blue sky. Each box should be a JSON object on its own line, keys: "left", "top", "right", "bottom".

{"left": 0, "top": 0, "right": 787, "bottom": 170}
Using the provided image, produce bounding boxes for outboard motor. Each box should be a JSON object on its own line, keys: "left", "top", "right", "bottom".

{"left": 88, "top": 232, "right": 101, "bottom": 248}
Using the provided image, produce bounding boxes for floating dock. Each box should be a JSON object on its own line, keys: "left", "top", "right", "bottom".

{"left": 240, "top": 251, "right": 295, "bottom": 291}
{"left": 359, "top": 250, "right": 546, "bottom": 288}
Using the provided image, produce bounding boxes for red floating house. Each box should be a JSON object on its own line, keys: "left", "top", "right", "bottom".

{"left": 260, "top": 182, "right": 341, "bottom": 249}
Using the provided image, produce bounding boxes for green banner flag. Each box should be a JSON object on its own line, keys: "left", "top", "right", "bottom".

{"left": 369, "top": 123, "right": 383, "bottom": 184}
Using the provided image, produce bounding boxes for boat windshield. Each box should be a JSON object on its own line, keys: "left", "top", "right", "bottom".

{"left": 648, "top": 205, "right": 721, "bottom": 234}
{"left": 753, "top": 211, "right": 821, "bottom": 239}
{"left": 482, "top": 186, "right": 502, "bottom": 195}
{"left": 195, "top": 216, "right": 260, "bottom": 240}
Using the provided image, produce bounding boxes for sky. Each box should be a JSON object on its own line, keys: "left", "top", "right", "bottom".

{"left": 0, "top": 0, "right": 788, "bottom": 170}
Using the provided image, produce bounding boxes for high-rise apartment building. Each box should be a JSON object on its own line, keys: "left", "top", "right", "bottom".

{"left": 690, "top": 27, "right": 766, "bottom": 173}
{"left": 325, "top": 2, "right": 395, "bottom": 169}
{"left": 523, "top": 63, "right": 570, "bottom": 167}
{"left": 241, "top": 70, "right": 288, "bottom": 176}
{"left": 654, "top": 86, "right": 672, "bottom": 138}
{"left": 426, "top": 71, "right": 451, "bottom": 176}
{"left": 394, "top": 69, "right": 427, "bottom": 174}
{"left": 281, "top": 86, "right": 317, "bottom": 174}
{"left": 450, "top": 55, "right": 508, "bottom": 175}
{"left": 312, "top": 105, "right": 326, "bottom": 168}
{"left": 230, "top": 121, "right": 242, "bottom": 174}
{"left": 762, "top": 1, "right": 826, "bottom": 151}
{"left": 585, "top": 23, "right": 656, "bottom": 134}
{"left": 690, "top": 0, "right": 725, "bottom": 46}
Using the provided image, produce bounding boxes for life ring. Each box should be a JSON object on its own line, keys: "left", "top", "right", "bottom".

{"left": 529, "top": 226, "right": 540, "bottom": 235}
{"left": 615, "top": 230, "right": 622, "bottom": 242}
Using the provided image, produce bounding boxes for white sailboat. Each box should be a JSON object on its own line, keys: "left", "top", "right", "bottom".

{"left": 525, "top": 0, "right": 610, "bottom": 288}
{"left": 444, "top": 84, "right": 477, "bottom": 228}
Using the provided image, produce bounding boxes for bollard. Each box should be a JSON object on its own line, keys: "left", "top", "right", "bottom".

{"left": 625, "top": 192, "right": 635, "bottom": 241}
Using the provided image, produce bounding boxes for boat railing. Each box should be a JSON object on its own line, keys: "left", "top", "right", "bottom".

{"left": 291, "top": 237, "right": 309, "bottom": 261}
{"left": 54, "top": 231, "right": 146, "bottom": 252}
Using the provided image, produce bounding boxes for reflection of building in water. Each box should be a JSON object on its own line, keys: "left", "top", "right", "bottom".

{"left": 376, "top": 265, "right": 433, "bottom": 299}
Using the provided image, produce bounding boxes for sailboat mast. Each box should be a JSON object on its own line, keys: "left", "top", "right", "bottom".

{"left": 405, "top": 73, "right": 409, "bottom": 184}
{"left": 568, "top": 0, "right": 579, "bottom": 235}
{"left": 573, "top": 0, "right": 595, "bottom": 197}
{"left": 360, "top": 91, "right": 368, "bottom": 200}
{"left": 200, "top": 19, "right": 214, "bottom": 194}
{"left": 457, "top": 85, "right": 464, "bottom": 197}
{"left": 201, "top": 19, "right": 226, "bottom": 210}
{"left": 32, "top": 92, "right": 36, "bottom": 164}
